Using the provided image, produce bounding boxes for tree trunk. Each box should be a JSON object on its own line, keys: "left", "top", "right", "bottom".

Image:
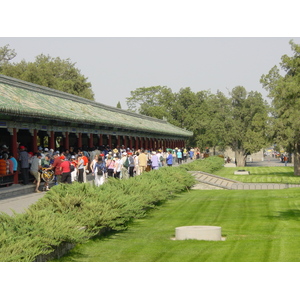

{"left": 294, "top": 146, "right": 300, "bottom": 176}
{"left": 235, "top": 149, "right": 246, "bottom": 167}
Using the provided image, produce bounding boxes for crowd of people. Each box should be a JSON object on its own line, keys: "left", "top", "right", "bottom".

{"left": 0, "top": 144, "right": 202, "bottom": 191}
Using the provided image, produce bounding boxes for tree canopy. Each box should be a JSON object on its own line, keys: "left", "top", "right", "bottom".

{"left": 227, "top": 86, "right": 270, "bottom": 166}
{"left": 126, "top": 84, "right": 270, "bottom": 166}
{"left": 0, "top": 44, "right": 17, "bottom": 66}
{"left": 0, "top": 45, "right": 95, "bottom": 100}
{"left": 261, "top": 40, "right": 300, "bottom": 175}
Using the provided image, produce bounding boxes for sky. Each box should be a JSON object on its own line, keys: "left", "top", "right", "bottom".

{"left": 1, "top": 37, "right": 299, "bottom": 109}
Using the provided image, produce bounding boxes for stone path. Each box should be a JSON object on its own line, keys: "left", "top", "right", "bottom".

{"left": 189, "top": 171, "right": 300, "bottom": 190}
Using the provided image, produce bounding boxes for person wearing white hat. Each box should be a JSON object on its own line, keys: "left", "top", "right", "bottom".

{"left": 151, "top": 151, "right": 159, "bottom": 170}
{"left": 120, "top": 152, "right": 129, "bottom": 179}
{"left": 113, "top": 155, "right": 121, "bottom": 178}
{"left": 177, "top": 149, "right": 183, "bottom": 164}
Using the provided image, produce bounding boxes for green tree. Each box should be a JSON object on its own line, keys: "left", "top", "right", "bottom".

{"left": 0, "top": 44, "right": 16, "bottom": 67}
{"left": 261, "top": 40, "right": 300, "bottom": 175}
{"left": 116, "top": 101, "right": 122, "bottom": 109}
{"left": 126, "top": 86, "right": 175, "bottom": 120}
{"left": 201, "top": 91, "right": 232, "bottom": 154}
{"left": 1, "top": 53, "right": 94, "bottom": 100}
{"left": 227, "top": 86, "right": 270, "bottom": 167}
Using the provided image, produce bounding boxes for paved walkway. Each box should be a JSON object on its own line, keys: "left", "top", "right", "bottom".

{"left": 190, "top": 170, "right": 300, "bottom": 190}
{"left": 191, "top": 157, "right": 299, "bottom": 190}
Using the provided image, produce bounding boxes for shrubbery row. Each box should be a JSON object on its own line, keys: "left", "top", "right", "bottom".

{"left": 0, "top": 165, "right": 195, "bottom": 262}
{"left": 0, "top": 156, "right": 224, "bottom": 262}
{"left": 178, "top": 155, "right": 224, "bottom": 173}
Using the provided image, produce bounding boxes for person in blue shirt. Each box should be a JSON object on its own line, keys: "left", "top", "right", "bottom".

{"left": 177, "top": 149, "right": 183, "bottom": 164}
{"left": 166, "top": 151, "right": 173, "bottom": 166}
{"left": 9, "top": 154, "right": 18, "bottom": 172}
{"left": 189, "top": 148, "right": 194, "bottom": 160}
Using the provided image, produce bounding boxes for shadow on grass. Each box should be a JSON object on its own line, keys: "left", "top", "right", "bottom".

{"left": 248, "top": 172, "right": 295, "bottom": 177}
{"left": 265, "top": 209, "right": 300, "bottom": 221}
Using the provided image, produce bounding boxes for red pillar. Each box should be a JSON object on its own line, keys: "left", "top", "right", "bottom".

{"left": 158, "top": 139, "right": 161, "bottom": 149}
{"left": 50, "top": 131, "right": 55, "bottom": 150}
{"left": 135, "top": 137, "right": 139, "bottom": 150}
{"left": 129, "top": 136, "right": 133, "bottom": 150}
{"left": 123, "top": 136, "right": 127, "bottom": 148}
{"left": 145, "top": 137, "right": 148, "bottom": 150}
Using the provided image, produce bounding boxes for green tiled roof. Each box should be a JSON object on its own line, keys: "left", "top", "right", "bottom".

{"left": 0, "top": 75, "right": 192, "bottom": 138}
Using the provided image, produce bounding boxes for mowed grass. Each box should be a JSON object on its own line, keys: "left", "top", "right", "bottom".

{"left": 213, "top": 166, "right": 300, "bottom": 184}
{"left": 57, "top": 188, "right": 300, "bottom": 262}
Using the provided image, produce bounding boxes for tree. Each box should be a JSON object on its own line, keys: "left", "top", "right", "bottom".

{"left": 116, "top": 101, "right": 122, "bottom": 109}
{"left": 1, "top": 53, "right": 95, "bottom": 100}
{"left": 227, "top": 86, "right": 270, "bottom": 167}
{"left": 261, "top": 40, "right": 300, "bottom": 175}
{"left": 0, "top": 44, "right": 16, "bottom": 67}
{"left": 202, "top": 91, "right": 232, "bottom": 154}
{"left": 172, "top": 88, "right": 212, "bottom": 150}
{"left": 126, "top": 86, "right": 175, "bottom": 120}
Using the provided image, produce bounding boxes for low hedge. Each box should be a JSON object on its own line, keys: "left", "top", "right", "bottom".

{"left": 0, "top": 166, "right": 195, "bottom": 262}
{"left": 179, "top": 156, "right": 224, "bottom": 173}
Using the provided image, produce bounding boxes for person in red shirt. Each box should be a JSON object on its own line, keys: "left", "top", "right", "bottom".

{"left": 60, "top": 155, "right": 72, "bottom": 184}
{"left": 80, "top": 150, "right": 89, "bottom": 183}
{"left": 51, "top": 152, "right": 62, "bottom": 185}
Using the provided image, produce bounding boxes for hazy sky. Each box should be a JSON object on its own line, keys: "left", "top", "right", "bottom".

{"left": 1, "top": 37, "right": 299, "bottom": 109}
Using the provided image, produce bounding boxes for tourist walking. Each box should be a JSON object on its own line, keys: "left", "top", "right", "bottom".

{"left": 166, "top": 150, "right": 173, "bottom": 166}
{"left": 120, "top": 152, "right": 129, "bottom": 179}
{"left": 128, "top": 152, "right": 135, "bottom": 177}
{"left": 93, "top": 156, "right": 106, "bottom": 186}
{"left": 177, "top": 149, "right": 183, "bottom": 164}
{"left": 41, "top": 154, "right": 51, "bottom": 191}
{"left": 19, "top": 146, "right": 30, "bottom": 185}
{"left": 70, "top": 155, "right": 77, "bottom": 182}
{"left": 114, "top": 155, "right": 121, "bottom": 178}
{"left": 138, "top": 150, "right": 147, "bottom": 174}
{"left": 90, "top": 154, "right": 99, "bottom": 173}
{"left": 77, "top": 154, "right": 85, "bottom": 183}
{"left": 134, "top": 152, "right": 140, "bottom": 176}
{"left": 51, "top": 152, "right": 62, "bottom": 185}
{"left": 151, "top": 151, "right": 159, "bottom": 170}
{"left": 183, "top": 149, "right": 187, "bottom": 162}
{"left": 60, "top": 155, "right": 72, "bottom": 184}
{"left": 106, "top": 155, "right": 115, "bottom": 177}
{"left": 30, "top": 152, "right": 42, "bottom": 192}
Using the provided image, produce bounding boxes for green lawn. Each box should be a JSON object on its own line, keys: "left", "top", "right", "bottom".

{"left": 213, "top": 166, "right": 300, "bottom": 184}
{"left": 57, "top": 187, "right": 300, "bottom": 262}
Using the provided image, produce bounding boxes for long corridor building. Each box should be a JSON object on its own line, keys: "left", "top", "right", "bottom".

{"left": 0, "top": 74, "right": 193, "bottom": 179}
